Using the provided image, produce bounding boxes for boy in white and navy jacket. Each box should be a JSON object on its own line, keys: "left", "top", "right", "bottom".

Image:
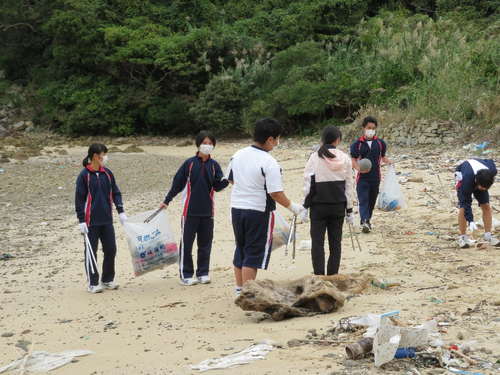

{"left": 455, "top": 159, "right": 499, "bottom": 248}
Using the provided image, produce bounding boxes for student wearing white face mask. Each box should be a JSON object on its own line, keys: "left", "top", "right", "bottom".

{"left": 75, "top": 143, "right": 127, "bottom": 293}
{"left": 160, "top": 131, "right": 229, "bottom": 286}
{"left": 350, "top": 116, "right": 392, "bottom": 233}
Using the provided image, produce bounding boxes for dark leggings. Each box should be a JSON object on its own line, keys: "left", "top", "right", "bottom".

{"left": 310, "top": 203, "right": 345, "bottom": 275}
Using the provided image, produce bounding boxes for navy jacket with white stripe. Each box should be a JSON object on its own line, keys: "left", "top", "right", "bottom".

{"left": 75, "top": 165, "right": 124, "bottom": 226}
{"left": 163, "top": 152, "right": 228, "bottom": 217}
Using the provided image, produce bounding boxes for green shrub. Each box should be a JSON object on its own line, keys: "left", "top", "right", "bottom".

{"left": 145, "top": 96, "right": 191, "bottom": 134}
{"left": 38, "top": 75, "right": 140, "bottom": 135}
{"left": 190, "top": 74, "right": 244, "bottom": 132}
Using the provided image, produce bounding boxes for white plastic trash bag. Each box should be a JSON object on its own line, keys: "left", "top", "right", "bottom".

{"left": 191, "top": 341, "right": 274, "bottom": 372}
{"left": 123, "top": 209, "right": 178, "bottom": 277}
{"left": 378, "top": 164, "right": 407, "bottom": 211}
{"left": 0, "top": 350, "right": 93, "bottom": 373}
{"left": 272, "top": 210, "right": 291, "bottom": 251}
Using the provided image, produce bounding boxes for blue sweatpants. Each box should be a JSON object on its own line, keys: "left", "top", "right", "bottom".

{"left": 85, "top": 224, "right": 117, "bottom": 286}
{"left": 356, "top": 179, "right": 380, "bottom": 225}
{"left": 231, "top": 208, "right": 274, "bottom": 270}
{"left": 179, "top": 216, "right": 214, "bottom": 279}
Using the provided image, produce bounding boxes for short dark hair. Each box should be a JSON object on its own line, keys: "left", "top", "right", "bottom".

{"left": 318, "top": 126, "right": 342, "bottom": 160}
{"left": 362, "top": 116, "right": 378, "bottom": 128}
{"left": 195, "top": 130, "right": 216, "bottom": 148}
{"left": 83, "top": 143, "right": 107, "bottom": 167}
{"left": 476, "top": 169, "right": 495, "bottom": 189}
{"left": 253, "top": 118, "right": 283, "bottom": 145}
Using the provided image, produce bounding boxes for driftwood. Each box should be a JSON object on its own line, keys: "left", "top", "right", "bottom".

{"left": 450, "top": 349, "right": 478, "bottom": 365}
{"left": 235, "top": 274, "right": 373, "bottom": 321}
{"left": 20, "top": 342, "right": 36, "bottom": 375}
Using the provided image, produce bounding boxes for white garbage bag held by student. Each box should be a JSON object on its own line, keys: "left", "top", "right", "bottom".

{"left": 123, "top": 209, "right": 178, "bottom": 277}
{"left": 378, "top": 164, "right": 407, "bottom": 211}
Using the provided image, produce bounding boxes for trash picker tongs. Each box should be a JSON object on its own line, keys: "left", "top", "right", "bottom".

{"left": 144, "top": 207, "right": 164, "bottom": 223}
{"left": 348, "top": 224, "right": 363, "bottom": 252}
{"left": 285, "top": 214, "right": 297, "bottom": 259}
{"left": 84, "top": 234, "right": 98, "bottom": 275}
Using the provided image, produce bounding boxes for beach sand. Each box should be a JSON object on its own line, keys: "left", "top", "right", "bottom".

{"left": 1, "top": 138, "right": 500, "bottom": 374}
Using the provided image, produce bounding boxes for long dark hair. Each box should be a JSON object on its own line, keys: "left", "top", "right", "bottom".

{"left": 318, "top": 126, "right": 342, "bottom": 159}
{"left": 82, "top": 143, "right": 108, "bottom": 167}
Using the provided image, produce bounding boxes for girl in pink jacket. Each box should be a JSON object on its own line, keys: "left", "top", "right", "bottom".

{"left": 302, "top": 126, "right": 354, "bottom": 275}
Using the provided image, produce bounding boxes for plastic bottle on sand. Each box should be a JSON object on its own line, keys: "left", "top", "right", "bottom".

{"left": 394, "top": 348, "right": 415, "bottom": 359}
{"left": 372, "top": 278, "right": 401, "bottom": 289}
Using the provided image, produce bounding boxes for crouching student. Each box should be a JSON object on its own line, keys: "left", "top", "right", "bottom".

{"left": 160, "top": 131, "right": 229, "bottom": 286}
{"left": 75, "top": 143, "right": 127, "bottom": 293}
{"left": 302, "top": 126, "right": 354, "bottom": 275}
{"left": 226, "top": 118, "right": 303, "bottom": 297}
{"left": 455, "top": 159, "right": 499, "bottom": 248}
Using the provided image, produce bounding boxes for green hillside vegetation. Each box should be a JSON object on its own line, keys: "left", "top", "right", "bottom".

{"left": 1, "top": 0, "right": 499, "bottom": 136}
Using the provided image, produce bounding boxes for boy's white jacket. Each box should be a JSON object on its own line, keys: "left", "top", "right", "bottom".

{"left": 302, "top": 148, "right": 354, "bottom": 210}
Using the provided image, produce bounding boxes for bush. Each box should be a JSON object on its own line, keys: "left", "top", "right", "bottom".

{"left": 190, "top": 74, "right": 244, "bottom": 132}
{"left": 38, "top": 75, "right": 140, "bottom": 135}
{"left": 145, "top": 96, "right": 191, "bottom": 134}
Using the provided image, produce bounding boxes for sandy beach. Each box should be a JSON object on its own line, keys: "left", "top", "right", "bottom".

{"left": 1, "top": 137, "right": 500, "bottom": 374}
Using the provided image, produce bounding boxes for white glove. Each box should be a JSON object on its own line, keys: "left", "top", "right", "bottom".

{"left": 119, "top": 213, "right": 128, "bottom": 225}
{"left": 301, "top": 209, "right": 309, "bottom": 223}
{"left": 287, "top": 202, "right": 303, "bottom": 216}
{"left": 78, "top": 222, "right": 88, "bottom": 235}
{"left": 346, "top": 212, "right": 355, "bottom": 225}
{"left": 469, "top": 222, "right": 478, "bottom": 232}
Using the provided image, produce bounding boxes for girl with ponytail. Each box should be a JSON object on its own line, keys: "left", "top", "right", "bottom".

{"left": 302, "top": 126, "right": 354, "bottom": 275}
{"left": 75, "top": 143, "right": 127, "bottom": 293}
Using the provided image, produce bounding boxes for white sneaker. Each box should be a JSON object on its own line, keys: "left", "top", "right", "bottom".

{"left": 484, "top": 236, "right": 500, "bottom": 247}
{"left": 361, "top": 223, "right": 371, "bottom": 233}
{"left": 459, "top": 237, "right": 470, "bottom": 249}
{"left": 101, "top": 281, "right": 119, "bottom": 290}
{"left": 179, "top": 277, "right": 199, "bottom": 286}
{"left": 198, "top": 275, "right": 211, "bottom": 284}
{"left": 235, "top": 289, "right": 241, "bottom": 298}
{"left": 87, "top": 284, "right": 104, "bottom": 293}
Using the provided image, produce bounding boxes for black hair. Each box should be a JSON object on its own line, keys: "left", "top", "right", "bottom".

{"left": 476, "top": 169, "right": 495, "bottom": 189}
{"left": 253, "top": 118, "right": 283, "bottom": 145}
{"left": 362, "top": 116, "right": 378, "bottom": 128}
{"left": 82, "top": 143, "right": 108, "bottom": 167}
{"left": 195, "top": 130, "right": 216, "bottom": 148}
{"left": 318, "top": 126, "right": 342, "bottom": 159}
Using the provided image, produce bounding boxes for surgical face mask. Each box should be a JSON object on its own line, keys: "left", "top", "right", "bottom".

{"left": 272, "top": 138, "right": 279, "bottom": 150}
{"left": 199, "top": 145, "right": 214, "bottom": 156}
{"left": 99, "top": 155, "right": 108, "bottom": 166}
{"left": 365, "top": 129, "right": 376, "bottom": 138}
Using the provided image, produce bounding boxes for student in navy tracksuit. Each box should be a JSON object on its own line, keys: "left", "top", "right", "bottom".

{"left": 455, "top": 159, "right": 499, "bottom": 248}
{"left": 75, "top": 143, "right": 127, "bottom": 293}
{"left": 160, "top": 131, "right": 229, "bottom": 286}
{"left": 350, "top": 116, "right": 392, "bottom": 233}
